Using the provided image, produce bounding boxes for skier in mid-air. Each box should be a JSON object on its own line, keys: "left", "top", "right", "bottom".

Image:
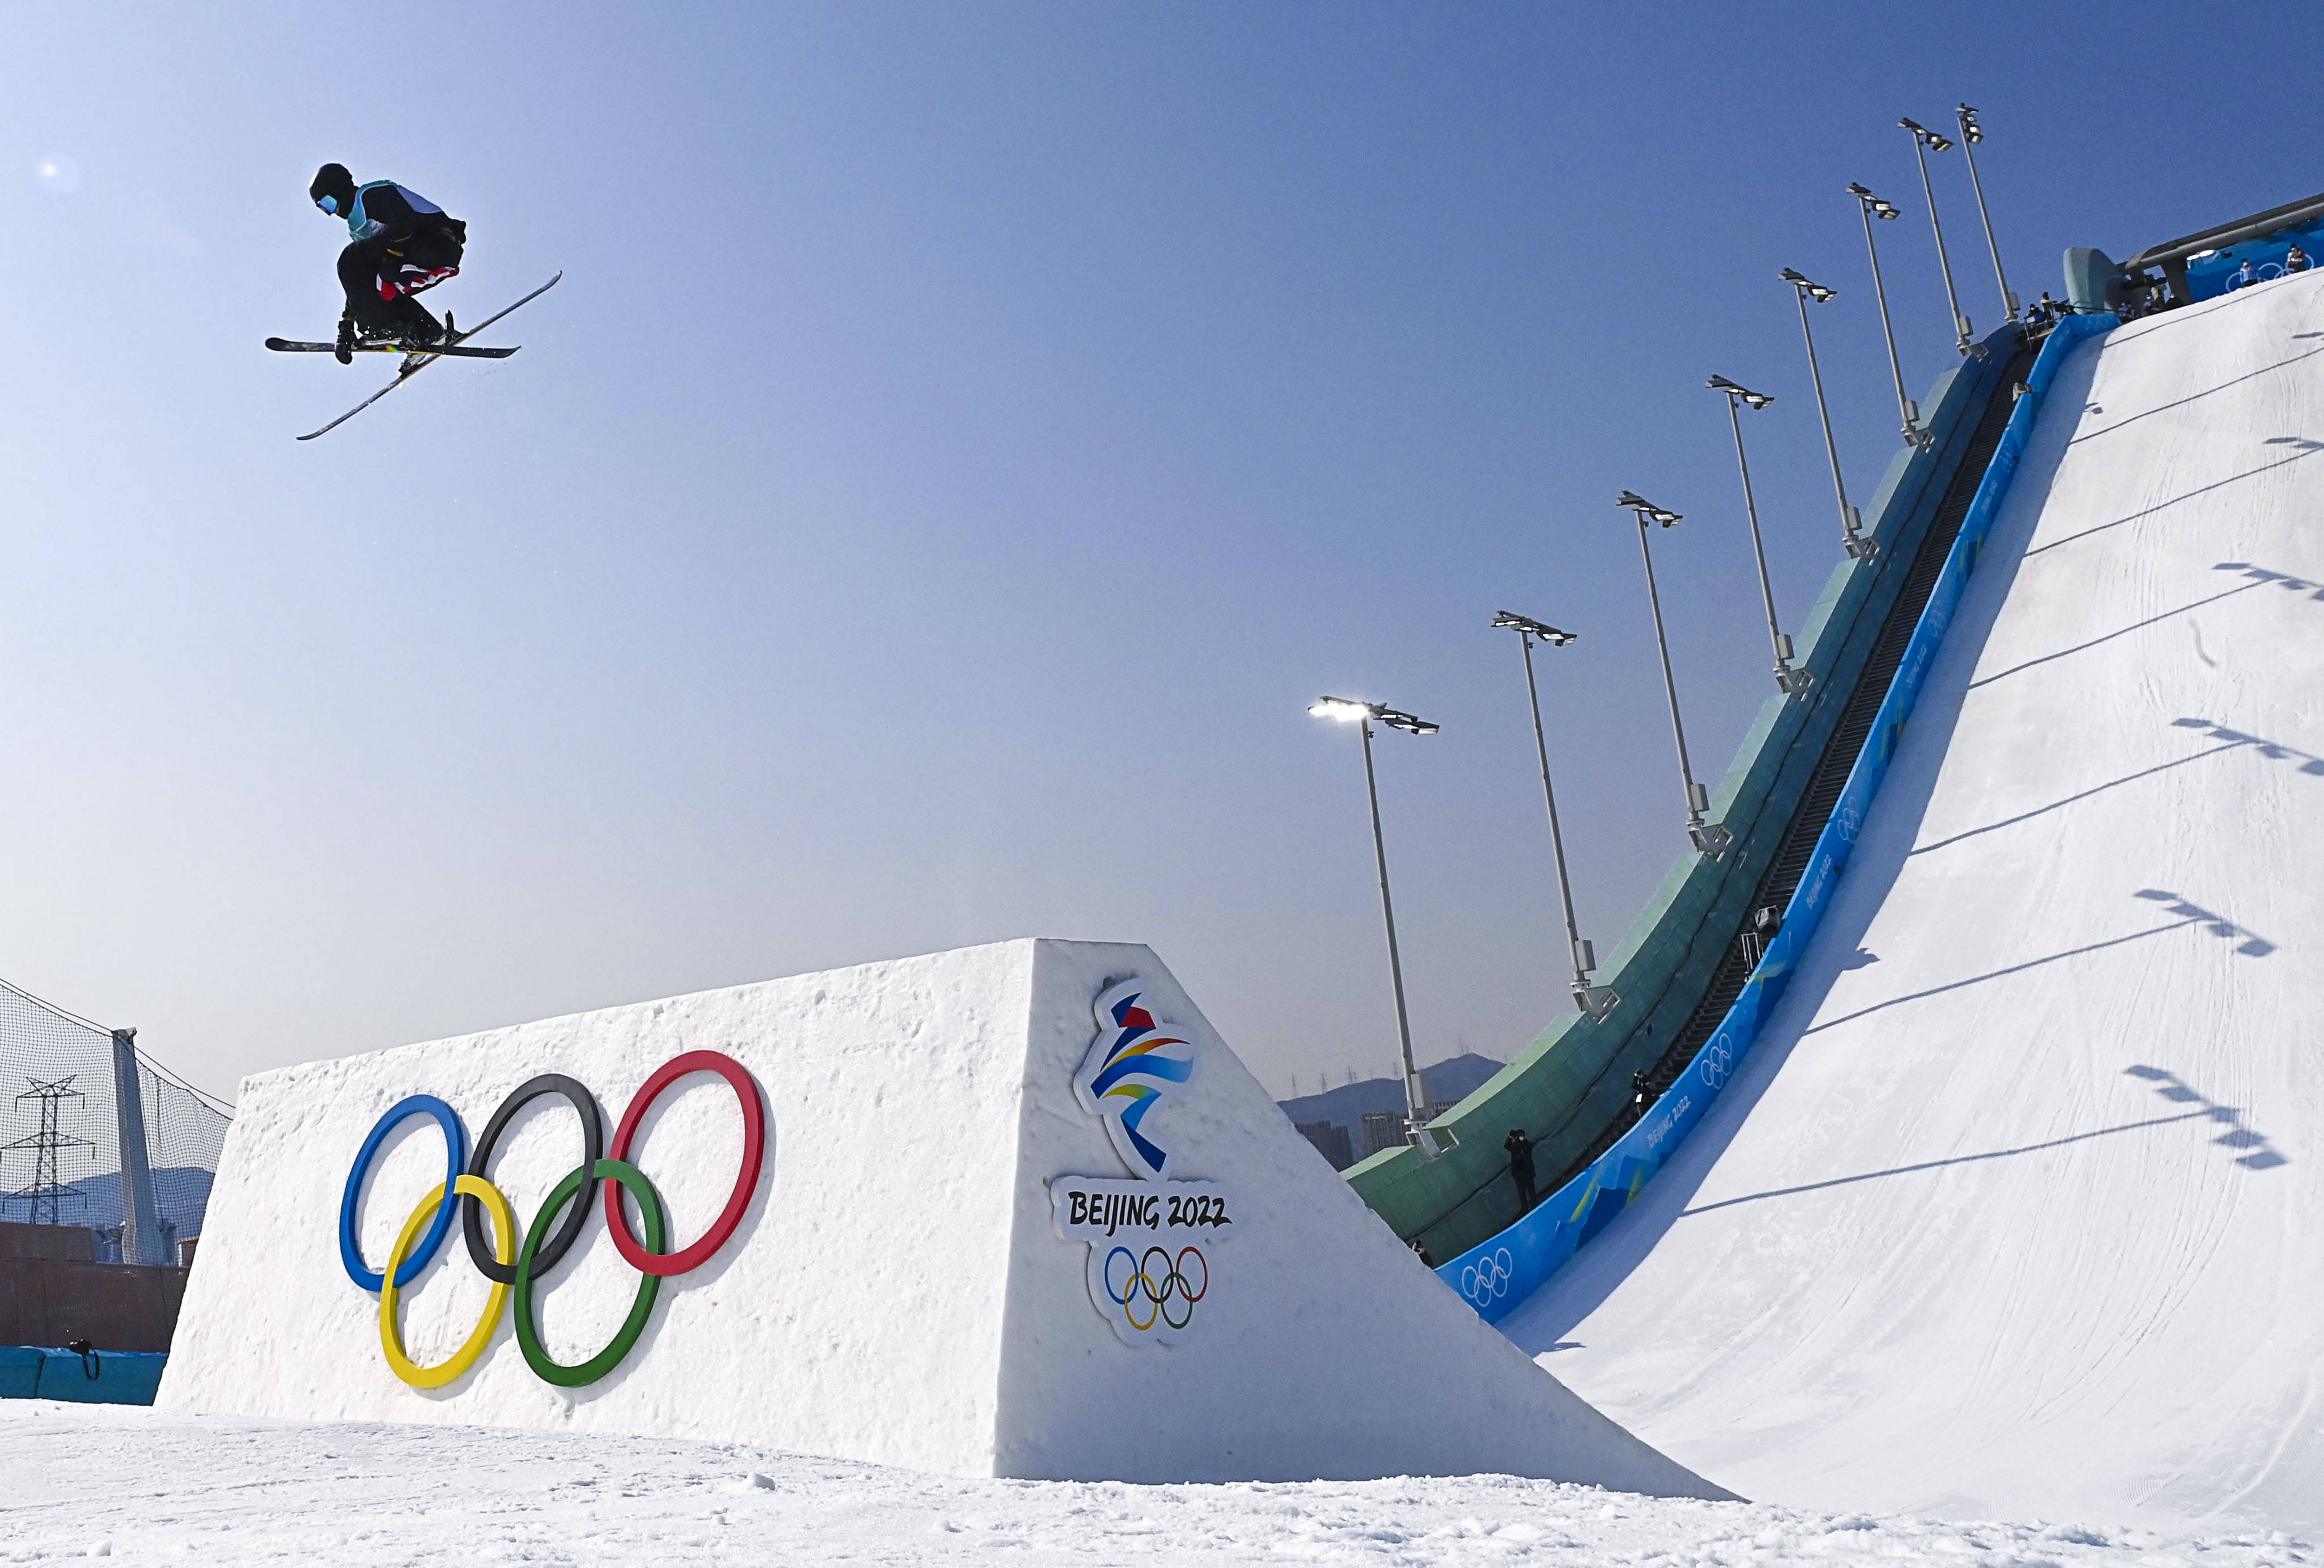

{"left": 308, "top": 164, "right": 467, "bottom": 362}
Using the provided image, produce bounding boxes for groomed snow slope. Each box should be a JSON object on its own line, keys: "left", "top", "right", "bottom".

{"left": 4, "top": 1404, "right": 2310, "bottom": 1567}
{"left": 1503, "top": 272, "right": 2324, "bottom": 1533}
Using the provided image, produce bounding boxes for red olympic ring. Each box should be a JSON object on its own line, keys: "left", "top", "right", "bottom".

{"left": 1175, "top": 1245, "right": 1208, "bottom": 1303}
{"left": 602, "top": 1048, "right": 765, "bottom": 1276}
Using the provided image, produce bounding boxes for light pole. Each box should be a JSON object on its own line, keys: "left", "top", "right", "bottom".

{"left": 1901, "top": 117, "right": 1973, "bottom": 354}
{"left": 1706, "top": 376, "right": 1811, "bottom": 698}
{"left": 1782, "top": 268, "right": 1876, "bottom": 561}
{"left": 1308, "top": 695, "right": 1453, "bottom": 1157}
{"left": 1488, "top": 612, "right": 1619, "bottom": 1022}
{"left": 1615, "top": 493, "right": 1731, "bottom": 856}
{"left": 1954, "top": 104, "right": 2019, "bottom": 324}
{"left": 1849, "top": 182, "right": 1924, "bottom": 448}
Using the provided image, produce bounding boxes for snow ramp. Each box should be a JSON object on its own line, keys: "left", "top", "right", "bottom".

{"left": 1501, "top": 275, "right": 2324, "bottom": 1531}
{"left": 161, "top": 938, "right": 1723, "bottom": 1494}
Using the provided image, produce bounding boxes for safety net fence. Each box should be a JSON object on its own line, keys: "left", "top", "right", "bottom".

{"left": 0, "top": 976, "right": 233, "bottom": 1264}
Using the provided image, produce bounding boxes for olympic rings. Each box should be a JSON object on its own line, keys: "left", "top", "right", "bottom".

{"left": 602, "top": 1051, "right": 765, "bottom": 1277}
{"left": 340, "top": 1096, "right": 468, "bottom": 1291}
{"left": 338, "top": 1052, "right": 764, "bottom": 1390}
{"left": 462, "top": 1074, "right": 604, "bottom": 1283}
{"left": 514, "top": 1159, "right": 666, "bottom": 1388}
{"left": 1102, "top": 1242, "right": 1208, "bottom": 1333}
{"left": 380, "top": 1174, "right": 514, "bottom": 1389}
{"left": 1462, "top": 1246, "right": 1515, "bottom": 1305}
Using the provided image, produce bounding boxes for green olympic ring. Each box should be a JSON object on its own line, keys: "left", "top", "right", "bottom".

{"left": 513, "top": 1159, "right": 667, "bottom": 1388}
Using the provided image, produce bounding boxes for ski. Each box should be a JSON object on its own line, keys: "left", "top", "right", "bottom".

{"left": 266, "top": 337, "right": 519, "bottom": 359}
{"left": 291, "top": 271, "right": 562, "bottom": 442}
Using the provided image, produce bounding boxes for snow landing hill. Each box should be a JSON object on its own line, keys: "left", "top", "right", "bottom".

{"left": 1503, "top": 270, "right": 2324, "bottom": 1532}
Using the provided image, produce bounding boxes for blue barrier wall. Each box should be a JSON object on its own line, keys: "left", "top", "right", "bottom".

{"left": 0, "top": 1344, "right": 168, "bottom": 1404}
{"left": 1440, "top": 311, "right": 2118, "bottom": 1322}
{"left": 2188, "top": 223, "right": 2324, "bottom": 301}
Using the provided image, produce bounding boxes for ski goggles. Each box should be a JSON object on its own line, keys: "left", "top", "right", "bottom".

{"left": 315, "top": 194, "right": 340, "bottom": 214}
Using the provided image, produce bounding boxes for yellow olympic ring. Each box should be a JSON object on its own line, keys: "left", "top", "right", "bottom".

{"left": 1122, "top": 1270, "right": 1161, "bottom": 1330}
{"left": 379, "top": 1174, "right": 515, "bottom": 1389}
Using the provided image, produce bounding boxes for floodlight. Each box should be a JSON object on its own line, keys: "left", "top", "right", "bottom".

{"left": 1901, "top": 116, "right": 1973, "bottom": 350}
{"left": 1489, "top": 611, "right": 1576, "bottom": 646}
{"left": 1708, "top": 374, "right": 1773, "bottom": 410}
{"left": 1954, "top": 104, "right": 2016, "bottom": 320}
{"left": 1307, "top": 684, "right": 1442, "bottom": 1153}
{"left": 1782, "top": 267, "right": 1838, "bottom": 303}
{"left": 1617, "top": 490, "right": 1682, "bottom": 525}
{"left": 1492, "top": 609, "right": 1614, "bottom": 1016}
{"left": 1850, "top": 184, "right": 1920, "bottom": 436}
{"left": 1618, "top": 489, "right": 1728, "bottom": 856}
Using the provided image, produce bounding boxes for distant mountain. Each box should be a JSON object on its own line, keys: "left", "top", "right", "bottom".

{"left": 1277, "top": 1054, "right": 1505, "bottom": 1133}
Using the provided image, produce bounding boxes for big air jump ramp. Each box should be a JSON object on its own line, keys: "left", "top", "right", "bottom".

{"left": 159, "top": 938, "right": 1725, "bottom": 1495}
{"left": 1499, "top": 276, "right": 2324, "bottom": 1530}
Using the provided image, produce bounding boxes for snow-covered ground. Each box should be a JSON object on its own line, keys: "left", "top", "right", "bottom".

{"left": 1504, "top": 275, "right": 2324, "bottom": 1532}
{"left": 1, "top": 1403, "right": 2310, "bottom": 1566}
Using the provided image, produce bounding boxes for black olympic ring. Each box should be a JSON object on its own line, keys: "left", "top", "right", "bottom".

{"left": 460, "top": 1073, "right": 605, "bottom": 1284}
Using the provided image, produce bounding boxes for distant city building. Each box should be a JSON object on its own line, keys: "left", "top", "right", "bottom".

{"left": 1359, "top": 1109, "right": 1407, "bottom": 1160}
{"left": 1294, "top": 1120, "right": 1354, "bottom": 1171}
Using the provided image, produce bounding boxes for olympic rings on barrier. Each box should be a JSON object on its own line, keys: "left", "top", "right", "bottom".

{"left": 380, "top": 1174, "right": 515, "bottom": 1388}
{"left": 602, "top": 1050, "right": 765, "bottom": 1277}
{"left": 462, "top": 1074, "right": 604, "bottom": 1284}
{"left": 1103, "top": 1242, "right": 1208, "bottom": 1333}
{"left": 338, "top": 1051, "right": 763, "bottom": 1389}
{"left": 341, "top": 1096, "right": 468, "bottom": 1291}
{"left": 1461, "top": 1246, "right": 1514, "bottom": 1305}
{"left": 515, "top": 1159, "right": 666, "bottom": 1387}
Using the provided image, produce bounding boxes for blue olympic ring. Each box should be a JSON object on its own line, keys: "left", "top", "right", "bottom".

{"left": 1462, "top": 1246, "right": 1514, "bottom": 1305}
{"left": 1103, "top": 1245, "right": 1140, "bottom": 1306}
{"left": 339, "top": 1095, "right": 469, "bottom": 1291}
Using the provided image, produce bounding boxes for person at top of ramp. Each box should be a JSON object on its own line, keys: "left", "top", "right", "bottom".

{"left": 1505, "top": 1127, "right": 1538, "bottom": 1211}
{"left": 308, "top": 163, "right": 468, "bottom": 362}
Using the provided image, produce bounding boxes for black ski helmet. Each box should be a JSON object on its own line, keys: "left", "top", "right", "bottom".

{"left": 309, "top": 163, "right": 357, "bottom": 213}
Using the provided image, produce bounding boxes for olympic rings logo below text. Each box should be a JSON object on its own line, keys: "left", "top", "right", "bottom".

{"left": 1101, "top": 1244, "right": 1208, "bottom": 1333}
{"left": 336, "top": 1050, "right": 766, "bottom": 1390}
{"left": 1461, "top": 1246, "right": 1513, "bottom": 1306}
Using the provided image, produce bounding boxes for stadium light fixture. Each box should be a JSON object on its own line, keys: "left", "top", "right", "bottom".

{"left": 1307, "top": 694, "right": 1451, "bottom": 1156}
{"left": 1615, "top": 494, "right": 1731, "bottom": 856}
{"left": 1706, "top": 378, "right": 1811, "bottom": 698}
{"left": 1954, "top": 104, "right": 2020, "bottom": 323}
{"left": 1849, "top": 183, "right": 1927, "bottom": 448}
{"left": 1782, "top": 270, "right": 1876, "bottom": 561}
{"left": 1901, "top": 117, "right": 1974, "bottom": 353}
{"left": 1489, "top": 612, "right": 1617, "bottom": 1022}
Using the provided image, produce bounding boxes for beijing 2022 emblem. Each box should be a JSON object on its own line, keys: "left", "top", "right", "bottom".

{"left": 1052, "top": 979, "right": 1235, "bottom": 1347}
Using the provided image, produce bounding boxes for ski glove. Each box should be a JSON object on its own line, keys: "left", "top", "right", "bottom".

{"left": 334, "top": 317, "right": 356, "bottom": 365}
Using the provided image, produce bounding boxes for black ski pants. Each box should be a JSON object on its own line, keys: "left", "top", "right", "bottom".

{"left": 337, "top": 227, "right": 464, "bottom": 334}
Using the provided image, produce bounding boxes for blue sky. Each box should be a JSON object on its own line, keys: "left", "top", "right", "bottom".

{"left": 1, "top": 3, "right": 2311, "bottom": 1104}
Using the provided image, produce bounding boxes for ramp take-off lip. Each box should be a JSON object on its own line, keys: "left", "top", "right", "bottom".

{"left": 1501, "top": 273, "right": 2324, "bottom": 1532}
